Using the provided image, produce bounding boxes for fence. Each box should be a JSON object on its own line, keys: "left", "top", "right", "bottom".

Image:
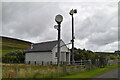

{"left": 2, "top": 59, "right": 119, "bottom": 78}
{"left": 107, "top": 60, "right": 118, "bottom": 65}
{"left": 62, "top": 60, "right": 92, "bottom": 73}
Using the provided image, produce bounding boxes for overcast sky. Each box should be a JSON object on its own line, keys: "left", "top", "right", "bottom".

{"left": 1, "top": 1, "right": 119, "bottom": 52}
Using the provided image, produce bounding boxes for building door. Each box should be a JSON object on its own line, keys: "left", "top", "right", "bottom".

{"left": 61, "top": 52, "right": 66, "bottom": 62}
{"left": 66, "top": 52, "right": 69, "bottom": 62}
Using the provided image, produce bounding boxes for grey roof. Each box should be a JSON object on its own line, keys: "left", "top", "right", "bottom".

{"left": 25, "top": 40, "right": 59, "bottom": 53}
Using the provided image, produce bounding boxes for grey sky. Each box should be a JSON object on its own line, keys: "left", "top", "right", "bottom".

{"left": 2, "top": 2, "right": 118, "bottom": 52}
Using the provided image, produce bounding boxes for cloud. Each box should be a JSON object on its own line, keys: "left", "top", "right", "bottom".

{"left": 74, "top": 3, "right": 118, "bottom": 51}
{"left": 2, "top": 2, "right": 118, "bottom": 52}
{"left": 2, "top": 2, "right": 64, "bottom": 42}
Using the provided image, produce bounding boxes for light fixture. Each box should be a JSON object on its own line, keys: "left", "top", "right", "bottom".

{"left": 69, "top": 9, "right": 77, "bottom": 15}
{"left": 54, "top": 25, "right": 58, "bottom": 30}
{"left": 55, "top": 14, "right": 63, "bottom": 24}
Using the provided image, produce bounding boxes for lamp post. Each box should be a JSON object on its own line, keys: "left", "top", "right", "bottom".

{"left": 55, "top": 14, "right": 63, "bottom": 71}
{"left": 69, "top": 9, "right": 77, "bottom": 64}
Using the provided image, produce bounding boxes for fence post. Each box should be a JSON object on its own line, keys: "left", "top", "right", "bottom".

{"left": 80, "top": 60, "right": 82, "bottom": 65}
{"left": 42, "top": 61, "right": 43, "bottom": 65}
{"left": 89, "top": 59, "right": 92, "bottom": 70}
{"left": 16, "top": 65, "right": 18, "bottom": 79}
{"left": 80, "top": 60, "right": 82, "bottom": 69}
{"left": 63, "top": 62, "right": 66, "bottom": 73}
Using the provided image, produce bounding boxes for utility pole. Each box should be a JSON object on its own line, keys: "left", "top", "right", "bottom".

{"left": 55, "top": 14, "right": 63, "bottom": 72}
{"left": 69, "top": 9, "right": 77, "bottom": 64}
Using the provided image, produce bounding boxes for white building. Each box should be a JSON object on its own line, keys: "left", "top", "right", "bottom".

{"left": 25, "top": 40, "right": 70, "bottom": 65}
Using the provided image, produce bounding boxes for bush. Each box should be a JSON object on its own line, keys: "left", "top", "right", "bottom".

{"left": 2, "top": 50, "right": 25, "bottom": 63}
{"left": 71, "top": 48, "right": 96, "bottom": 61}
{"left": 106, "top": 55, "right": 119, "bottom": 60}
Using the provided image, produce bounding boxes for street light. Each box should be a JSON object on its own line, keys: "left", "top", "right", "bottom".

{"left": 69, "top": 9, "right": 77, "bottom": 15}
{"left": 69, "top": 9, "right": 77, "bottom": 64}
{"left": 55, "top": 14, "right": 63, "bottom": 71}
{"left": 55, "top": 14, "right": 63, "bottom": 24}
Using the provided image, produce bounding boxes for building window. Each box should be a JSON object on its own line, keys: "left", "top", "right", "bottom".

{"left": 28, "top": 61, "right": 30, "bottom": 64}
{"left": 55, "top": 52, "right": 58, "bottom": 57}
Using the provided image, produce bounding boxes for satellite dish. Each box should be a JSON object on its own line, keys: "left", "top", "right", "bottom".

{"left": 54, "top": 25, "right": 58, "bottom": 29}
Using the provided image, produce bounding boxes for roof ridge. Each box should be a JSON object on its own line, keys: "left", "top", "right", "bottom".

{"left": 25, "top": 39, "right": 65, "bottom": 53}
{"left": 34, "top": 40, "right": 58, "bottom": 45}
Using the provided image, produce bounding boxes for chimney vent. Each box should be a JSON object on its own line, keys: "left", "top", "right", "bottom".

{"left": 31, "top": 44, "right": 33, "bottom": 49}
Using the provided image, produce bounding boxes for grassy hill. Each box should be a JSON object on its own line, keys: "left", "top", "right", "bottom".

{"left": 0, "top": 36, "right": 32, "bottom": 57}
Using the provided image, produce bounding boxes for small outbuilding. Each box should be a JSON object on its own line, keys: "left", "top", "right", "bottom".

{"left": 25, "top": 40, "right": 70, "bottom": 65}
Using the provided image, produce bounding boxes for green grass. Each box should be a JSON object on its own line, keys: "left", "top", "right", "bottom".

{"left": 0, "top": 41, "right": 30, "bottom": 57}
{"left": 62, "top": 64, "right": 119, "bottom": 78}
{"left": 2, "top": 42, "right": 29, "bottom": 49}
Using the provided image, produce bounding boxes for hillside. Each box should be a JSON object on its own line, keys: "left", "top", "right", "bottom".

{"left": 0, "top": 36, "right": 32, "bottom": 57}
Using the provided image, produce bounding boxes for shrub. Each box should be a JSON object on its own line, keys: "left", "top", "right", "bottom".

{"left": 2, "top": 50, "right": 25, "bottom": 63}
{"left": 106, "top": 55, "right": 119, "bottom": 60}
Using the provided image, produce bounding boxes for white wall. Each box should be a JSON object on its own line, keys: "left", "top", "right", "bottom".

{"left": 25, "top": 52, "right": 52, "bottom": 65}
{"left": 52, "top": 40, "right": 70, "bottom": 63}
{"left": 61, "top": 52, "right": 66, "bottom": 61}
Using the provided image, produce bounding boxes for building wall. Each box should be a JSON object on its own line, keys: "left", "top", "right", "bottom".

{"left": 52, "top": 40, "right": 70, "bottom": 63}
{"left": 25, "top": 40, "right": 70, "bottom": 65}
{"left": 61, "top": 52, "right": 66, "bottom": 62}
{"left": 25, "top": 52, "right": 52, "bottom": 65}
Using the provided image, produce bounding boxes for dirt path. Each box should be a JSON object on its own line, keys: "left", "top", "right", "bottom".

{"left": 95, "top": 68, "right": 120, "bottom": 78}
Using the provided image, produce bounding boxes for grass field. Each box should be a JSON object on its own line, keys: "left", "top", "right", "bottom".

{"left": 2, "top": 42, "right": 29, "bottom": 55}
{"left": 0, "top": 36, "right": 31, "bottom": 57}
{"left": 2, "top": 63, "right": 61, "bottom": 78}
{"left": 2, "top": 63, "right": 119, "bottom": 79}
{"left": 62, "top": 64, "right": 119, "bottom": 78}
{"left": 2, "top": 63, "right": 84, "bottom": 78}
